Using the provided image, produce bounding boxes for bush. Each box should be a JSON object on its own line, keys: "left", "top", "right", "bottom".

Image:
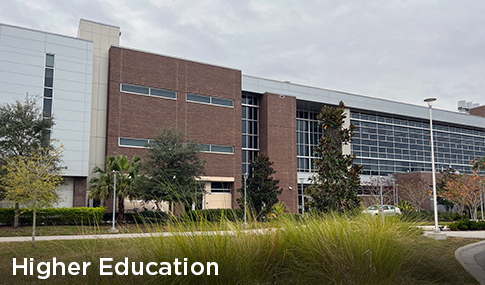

{"left": 401, "top": 210, "right": 463, "bottom": 222}
{"left": 126, "top": 210, "right": 171, "bottom": 224}
{"left": 0, "top": 207, "right": 106, "bottom": 226}
{"left": 448, "top": 218, "right": 485, "bottom": 231}
{"left": 180, "top": 208, "right": 244, "bottom": 222}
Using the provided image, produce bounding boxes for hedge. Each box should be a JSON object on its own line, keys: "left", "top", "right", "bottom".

{"left": 180, "top": 209, "right": 245, "bottom": 222}
{"left": 448, "top": 219, "right": 485, "bottom": 231}
{"left": 0, "top": 207, "right": 106, "bottom": 226}
{"left": 401, "top": 210, "right": 464, "bottom": 222}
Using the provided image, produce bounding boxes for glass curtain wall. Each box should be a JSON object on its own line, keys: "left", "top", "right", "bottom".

{"left": 296, "top": 110, "right": 324, "bottom": 172}
{"left": 242, "top": 92, "right": 259, "bottom": 176}
{"left": 351, "top": 111, "right": 485, "bottom": 175}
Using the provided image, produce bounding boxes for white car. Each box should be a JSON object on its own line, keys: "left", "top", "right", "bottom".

{"left": 362, "top": 205, "right": 402, "bottom": 216}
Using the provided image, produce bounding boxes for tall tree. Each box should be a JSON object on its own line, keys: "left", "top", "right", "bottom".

{"left": 362, "top": 176, "right": 393, "bottom": 206}
{"left": 437, "top": 167, "right": 459, "bottom": 212}
{"left": 472, "top": 157, "right": 485, "bottom": 219}
{"left": 135, "top": 128, "right": 205, "bottom": 211}
{"left": 472, "top": 157, "right": 485, "bottom": 173}
{"left": 89, "top": 155, "right": 141, "bottom": 221}
{"left": 236, "top": 154, "right": 282, "bottom": 221}
{"left": 399, "top": 179, "right": 431, "bottom": 212}
{"left": 0, "top": 96, "right": 54, "bottom": 227}
{"left": 306, "top": 101, "right": 363, "bottom": 212}
{"left": 442, "top": 174, "right": 482, "bottom": 220}
{"left": 1, "top": 145, "right": 63, "bottom": 247}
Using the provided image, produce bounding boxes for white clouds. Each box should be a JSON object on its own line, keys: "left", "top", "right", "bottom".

{"left": 1, "top": 0, "right": 484, "bottom": 111}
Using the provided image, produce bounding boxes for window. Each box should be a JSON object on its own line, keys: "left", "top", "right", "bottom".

{"left": 186, "top": 93, "right": 234, "bottom": 107}
{"left": 150, "top": 87, "right": 176, "bottom": 99}
{"left": 187, "top": 93, "right": 210, "bottom": 104}
{"left": 43, "top": 54, "right": 54, "bottom": 118}
{"left": 200, "top": 144, "right": 234, "bottom": 154}
{"left": 119, "top": 137, "right": 149, "bottom": 148}
{"left": 45, "top": 54, "right": 55, "bottom": 68}
{"left": 242, "top": 92, "right": 260, "bottom": 176}
{"left": 121, "top": 83, "right": 176, "bottom": 99}
{"left": 121, "top": 84, "right": 149, "bottom": 95}
{"left": 211, "top": 182, "right": 232, "bottom": 193}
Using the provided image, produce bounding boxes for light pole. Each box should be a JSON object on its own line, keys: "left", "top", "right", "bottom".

{"left": 299, "top": 177, "right": 305, "bottom": 217}
{"left": 243, "top": 173, "right": 248, "bottom": 225}
{"left": 424, "top": 97, "right": 440, "bottom": 233}
{"left": 388, "top": 174, "right": 396, "bottom": 207}
{"left": 379, "top": 176, "right": 383, "bottom": 208}
{"left": 110, "top": 170, "right": 119, "bottom": 233}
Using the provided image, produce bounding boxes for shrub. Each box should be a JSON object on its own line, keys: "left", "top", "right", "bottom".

{"left": 448, "top": 218, "right": 485, "bottom": 231}
{"left": 127, "top": 210, "right": 171, "bottom": 224}
{"left": 401, "top": 210, "right": 463, "bottom": 222}
{"left": 180, "top": 208, "right": 244, "bottom": 222}
{"left": 0, "top": 207, "right": 106, "bottom": 226}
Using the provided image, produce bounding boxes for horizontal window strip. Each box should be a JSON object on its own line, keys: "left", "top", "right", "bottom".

{"left": 201, "top": 144, "right": 234, "bottom": 154}
{"left": 119, "top": 137, "right": 149, "bottom": 148}
{"left": 121, "top": 83, "right": 176, "bottom": 99}
{"left": 186, "top": 93, "right": 234, "bottom": 108}
{"left": 119, "top": 138, "right": 233, "bottom": 154}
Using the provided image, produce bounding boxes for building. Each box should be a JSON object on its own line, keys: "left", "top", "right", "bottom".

{"left": 1, "top": 19, "right": 485, "bottom": 213}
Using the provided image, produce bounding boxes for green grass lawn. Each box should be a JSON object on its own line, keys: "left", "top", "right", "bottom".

{"left": 0, "top": 215, "right": 481, "bottom": 284}
{"left": 0, "top": 224, "right": 164, "bottom": 237}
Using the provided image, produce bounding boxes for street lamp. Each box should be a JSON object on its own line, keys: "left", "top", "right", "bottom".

{"left": 243, "top": 173, "right": 248, "bottom": 225}
{"left": 388, "top": 174, "right": 396, "bottom": 207}
{"left": 424, "top": 97, "right": 440, "bottom": 233}
{"left": 109, "top": 170, "right": 119, "bottom": 233}
{"left": 379, "top": 176, "right": 383, "bottom": 208}
{"left": 299, "top": 177, "right": 305, "bottom": 217}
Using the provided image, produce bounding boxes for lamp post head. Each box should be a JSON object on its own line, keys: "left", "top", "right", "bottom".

{"left": 424, "top": 98, "right": 437, "bottom": 108}
{"left": 243, "top": 173, "right": 248, "bottom": 180}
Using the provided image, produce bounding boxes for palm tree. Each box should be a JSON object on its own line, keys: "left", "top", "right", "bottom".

{"left": 89, "top": 155, "right": 141, "bottom": 221}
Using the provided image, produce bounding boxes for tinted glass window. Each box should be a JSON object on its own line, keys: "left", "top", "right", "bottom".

{"left": 150, "top": 88, "right": 176, "bottom": 99}
{"left": 187, "top": 93, "right": 210, "bottom": 104}
{"left": 121, "top": 84, "right": 149, "bottom": 95}
{"left": 211, "top": 97, "right": 234, "bottom": 107}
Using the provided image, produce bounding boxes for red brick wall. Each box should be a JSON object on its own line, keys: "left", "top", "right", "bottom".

{"left": 470, "top": 105, "right": 485, "bottom": 118}
{"left": 73, "top": 177, "right": 87, "bottom": 207}
{"left": 107, "top": 47, "right": 242, "bottom": 206}
{"left": 259, "top": 92, "right": 298, "bottom": 213}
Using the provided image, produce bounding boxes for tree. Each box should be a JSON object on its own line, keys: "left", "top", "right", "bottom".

{"left": 362, "top": 176, "right": 393, "bottom": 206}
{"left": 472, "top": 157, "right": 485, "bottom": 173}
{"left": 306, "top": 101, "right": 363, "bottom": 212}
{"left": 437, "top": 167, "right": 459, "bottom": 211}
{"left": 236, "top": 154, "right": 282, "bottom": 221}
{"left": 135, "top": 128, "right": 205, "bottom": 211}
{"left": 442, "top": 174, "right": 482, "bottom": 220}
{"left": 0, "top": 96, "right": 54, "bottom": 227}
{"left": 1, "top": 145, "right": 63, "bottom": 247}
{"left": 89, "top": 155, "right": 141, "bottom": 221}
{"left": 399, "top": 179, "right": 431, "bottom": 212}
{"left": 472, "top": 157, "right": 485, "bottom": 219}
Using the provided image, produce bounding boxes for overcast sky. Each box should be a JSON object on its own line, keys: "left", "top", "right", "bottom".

{"left": 1, "top": 0, "right": 484, "bottom": 112}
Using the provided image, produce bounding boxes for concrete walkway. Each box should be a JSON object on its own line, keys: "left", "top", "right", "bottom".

{"left": 0, "top": 228, "right": 272, "bottom": 243}
{"left": 424, "top": 230, "right": 485, "bottom": 285}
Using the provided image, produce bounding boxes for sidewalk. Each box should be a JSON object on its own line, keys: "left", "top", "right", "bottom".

{"left": 424, "top": 230, "right": 485, "bottom": 285}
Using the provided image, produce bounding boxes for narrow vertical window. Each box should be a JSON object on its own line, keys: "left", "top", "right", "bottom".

{"left": 43, "top": 54, "right": 54, "bottom": 118}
